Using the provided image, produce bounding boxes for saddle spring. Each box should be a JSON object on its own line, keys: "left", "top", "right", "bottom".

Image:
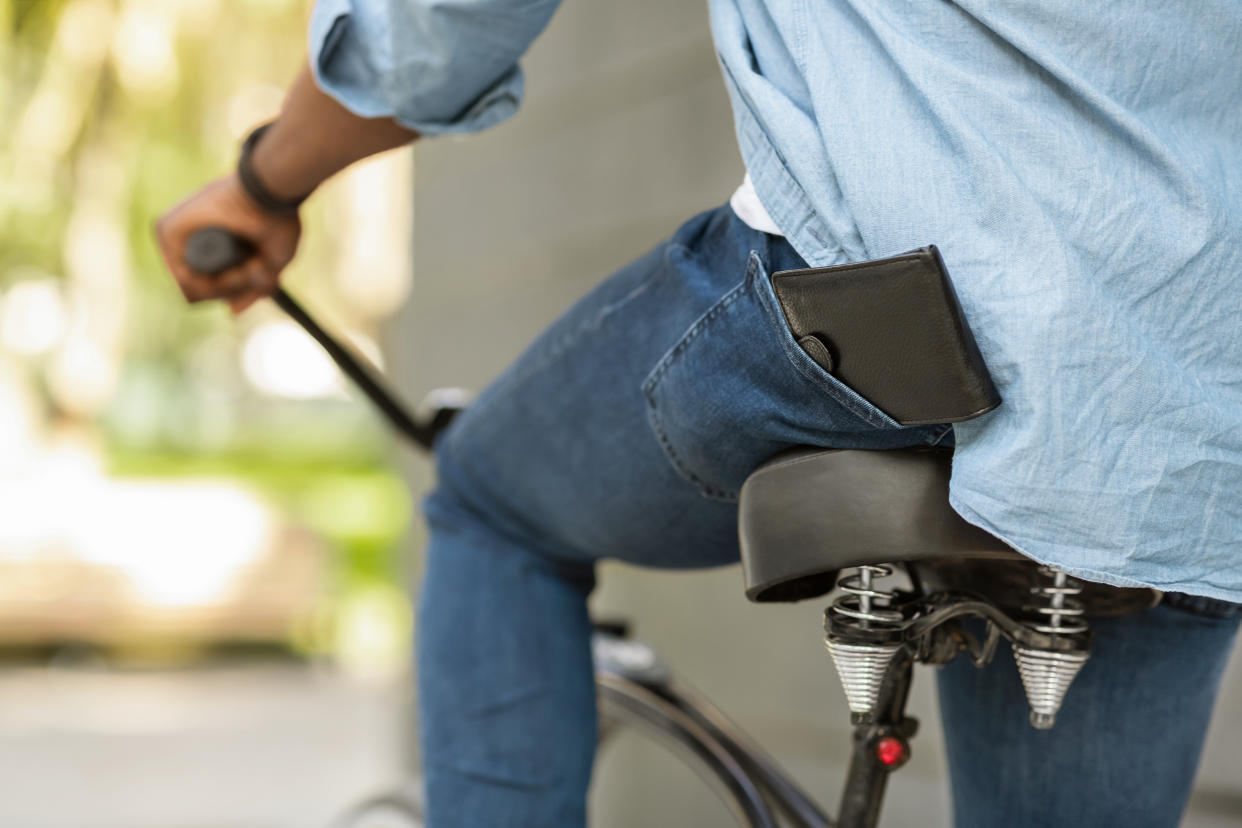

{"left": 831, "top": 564, "right": 903, "bottom": 627}
{"left": 825, "top": 565, "right": 905, "bottom": 720}
{"left": 1013, "top": 566, "right": 1090, "bottom": 730}
{"left": 1029, "top": 566, "right": 1088, "bottom": 634}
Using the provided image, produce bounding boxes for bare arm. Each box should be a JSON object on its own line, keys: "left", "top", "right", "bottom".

{"left": 155, "top": 62, "right": 419, "bottom": 313}
{"left": 251, "top": 65, "right": 419, "bottom": 200}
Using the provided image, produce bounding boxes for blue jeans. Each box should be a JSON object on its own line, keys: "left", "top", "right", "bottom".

{"left": 417, "top": 205, "right": 1239, "bottom": 827}
{"left": 938, "top": 601, "right": 1239, "bottom": 827}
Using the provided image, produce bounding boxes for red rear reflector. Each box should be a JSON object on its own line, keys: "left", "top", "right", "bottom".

{"left": 875, "top": 736, "right": 907, "bottom": 767}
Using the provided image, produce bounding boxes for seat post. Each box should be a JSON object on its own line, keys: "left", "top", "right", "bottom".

{"left": 835, "top": 653, "right": 917, "bottom": 828}
{"left": 822, "top": 563, "right": 918, "bottom": 828}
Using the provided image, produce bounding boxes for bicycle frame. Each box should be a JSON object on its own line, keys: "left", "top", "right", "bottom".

{"left": 595, "top": 626, "right": 922, "bottom": 828}
{"left": 593, "top": 572, "right": 1101, "bottom": 828}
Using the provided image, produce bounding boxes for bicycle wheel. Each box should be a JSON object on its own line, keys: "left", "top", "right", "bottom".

{"left": 595, "top": 672, "right": 779, "bottom": 828}
{"left": 329, "top": 680, "right": 777, "bottom": 828}
{"left": 331, "top": 786, "right": 424, "bottom": 828}
{"left": 332, "top": 631, "right": 786, "bottom": 828}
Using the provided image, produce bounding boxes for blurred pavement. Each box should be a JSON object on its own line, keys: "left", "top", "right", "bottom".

{"left": 0, "top": 590, "right": 1233, "bottom": 827}
{"left": 0, "top": 662, "right": 407, "bottom": 828}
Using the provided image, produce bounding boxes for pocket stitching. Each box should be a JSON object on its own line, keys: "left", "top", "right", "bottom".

{"left": 751, "top": 252, "right": 902, "bottom": 429}
{"left": 641, "top": 249, "right": 909, "bottom": 503}
{"left": 643, "top": 275, "right": 750, "bottom": 394}
{"left": 642, "top": 276, "right": 752, "bottom": 503}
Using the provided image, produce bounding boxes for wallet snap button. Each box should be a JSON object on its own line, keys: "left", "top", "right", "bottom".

{"left": 796, "top": 334, "right": 836, "bottom": 373}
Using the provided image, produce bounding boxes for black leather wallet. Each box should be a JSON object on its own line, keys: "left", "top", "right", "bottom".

{"left": 770, "top": 246, "right": 1001, "bottom": 426}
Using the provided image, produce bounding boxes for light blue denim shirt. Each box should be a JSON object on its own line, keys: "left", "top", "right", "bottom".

{"left": 308, "top": 0, "right": 1242, "bottom": 602}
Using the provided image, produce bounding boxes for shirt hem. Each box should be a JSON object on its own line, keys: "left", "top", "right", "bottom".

{"left": 947, "top": 489, "right": 1242, "bottom": 605}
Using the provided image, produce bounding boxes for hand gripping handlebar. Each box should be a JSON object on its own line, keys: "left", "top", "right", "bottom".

{"left": 184, "top": 227, "right": 438, "bottom": 450}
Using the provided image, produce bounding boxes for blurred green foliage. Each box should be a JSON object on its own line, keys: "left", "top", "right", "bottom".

{"left": 0, "top": 0, "right": 413, "bottom": 633}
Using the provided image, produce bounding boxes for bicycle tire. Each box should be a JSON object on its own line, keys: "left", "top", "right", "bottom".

{"left": 330, "top": 788, "right": 424, "bottom": 828}
{"left": 595, "top": 672, "right": 779, "bottom": 828}
{"left": 331, "top": 674, "right": 781, "bottom": 828}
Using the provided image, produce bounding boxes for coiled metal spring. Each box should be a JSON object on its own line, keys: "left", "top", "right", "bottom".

{"left": 1029, "top": 566, "right": 1087, "bottom": 635}
{"left": 831, "top": 565, "right": 903, "bottom": 627}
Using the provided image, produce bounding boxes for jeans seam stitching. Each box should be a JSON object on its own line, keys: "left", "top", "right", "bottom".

{"left": 442, "top": 263, "right": 662, "bottom": 458}
{"left": 641, "top": 270, "right": 753, "bottom": 502}
{"left": 643, "top": 274, "right": 750, "bottom": 394}
{"left": 750, "top": 251, "right": 898, "bottom": 429}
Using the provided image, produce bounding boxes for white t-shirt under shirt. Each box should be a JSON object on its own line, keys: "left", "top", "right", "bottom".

{"left": 729, "top": 173, "right": 783, "bottom": 236}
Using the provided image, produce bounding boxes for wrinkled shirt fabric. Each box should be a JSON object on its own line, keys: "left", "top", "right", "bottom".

{"left": 308, "top": 0, "right": 1242, "bottom": 602}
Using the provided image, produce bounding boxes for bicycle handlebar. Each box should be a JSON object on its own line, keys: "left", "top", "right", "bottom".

{"left": 184, "top": 227, "right": 438, "bottom": 451}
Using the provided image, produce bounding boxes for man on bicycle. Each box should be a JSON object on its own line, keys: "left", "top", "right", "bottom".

{"left": 156, "top": 2, "right": 1242, "bottom": 825}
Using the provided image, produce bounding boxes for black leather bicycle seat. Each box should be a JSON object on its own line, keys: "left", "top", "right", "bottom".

{"left": 738, "top": 446, "right": 1020, "bottom": 602}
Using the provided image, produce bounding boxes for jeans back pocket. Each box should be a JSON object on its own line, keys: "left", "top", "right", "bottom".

{"left": 642, "top": 250, "right": 928, "bottom": 502}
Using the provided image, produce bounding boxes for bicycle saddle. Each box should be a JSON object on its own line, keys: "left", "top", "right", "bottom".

{"left": 738, "top": 446, "right": 1018, "bottom": 602}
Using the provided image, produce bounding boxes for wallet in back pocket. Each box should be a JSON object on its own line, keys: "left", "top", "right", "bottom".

{"left": 770, "top": 245, "right": 1001, "bottom": 426}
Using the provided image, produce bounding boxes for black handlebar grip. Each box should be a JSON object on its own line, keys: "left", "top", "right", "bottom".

{"left": 178, "top": 226, "right": 438, "bottom": 451}
{"left": 184, "top": 228, "right": 255, "bottom": 276}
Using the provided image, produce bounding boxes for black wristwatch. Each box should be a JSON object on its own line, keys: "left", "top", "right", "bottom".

{"left": 237, "top": 123, "right": 311, "bottom": 217}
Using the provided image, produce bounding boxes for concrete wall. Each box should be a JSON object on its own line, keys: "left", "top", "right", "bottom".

{"left": 391, "top": 1, "right": 1242, "bottom": 824}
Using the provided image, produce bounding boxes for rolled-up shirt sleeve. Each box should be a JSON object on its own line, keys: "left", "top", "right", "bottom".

{"left": 308, "top": 0, "right": 562, "bottom": 135}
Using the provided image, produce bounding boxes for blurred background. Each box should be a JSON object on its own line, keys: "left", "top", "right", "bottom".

{"left": 0, "top": 0, "right": 1239, "bottom": 826}
{"left": 1, "top": 0, "right": 412, "bottom": 824}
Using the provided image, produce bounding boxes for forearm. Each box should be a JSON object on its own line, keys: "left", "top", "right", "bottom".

{"left": 250, "top": 62, "right": 420, "bottom": 201}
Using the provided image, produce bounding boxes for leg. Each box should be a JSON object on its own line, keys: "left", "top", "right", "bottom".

{"left": 938, "top": 602, "right": 1240, "bottom": 828}
{"left": 417, "top": 495, "right": 598, "bottom": 827}
{"left": 418, "top": 205, "right": 948, "bottom": 826}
